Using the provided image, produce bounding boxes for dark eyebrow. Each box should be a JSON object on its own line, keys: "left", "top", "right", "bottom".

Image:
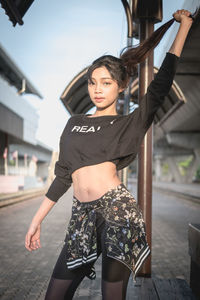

{"left": 91, "top": 77, "right": 113, "bottom": 80}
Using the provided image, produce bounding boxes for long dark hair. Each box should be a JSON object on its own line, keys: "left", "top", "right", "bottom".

{"left": 87, "top": 8, "right": 199, "bottom": 88}
{"left": 120, "top": 18, "right": 175, "bottom": 76}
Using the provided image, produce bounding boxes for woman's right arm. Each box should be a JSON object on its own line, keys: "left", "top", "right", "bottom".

{"left": 25, "top": 196, "right": 56, "bottom": 252}
{"left": 25, "top": 119, "right": 73, "bottom": 252}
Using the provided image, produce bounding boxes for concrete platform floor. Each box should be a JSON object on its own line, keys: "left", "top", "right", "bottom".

{"left": 0, "top": 181, "right": 199, "bottom": 299}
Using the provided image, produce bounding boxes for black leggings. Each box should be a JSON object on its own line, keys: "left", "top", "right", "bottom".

{"left": 45, "top": 212, "right": 131, "bottom": 300}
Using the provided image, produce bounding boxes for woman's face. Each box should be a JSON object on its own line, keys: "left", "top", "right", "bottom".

{"left": 88, "top": 66, "right": 124, "bottom": 110}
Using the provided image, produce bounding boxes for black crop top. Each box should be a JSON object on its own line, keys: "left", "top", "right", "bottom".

{"left": 46, "top": 52, "right": 179, "bottom": 202}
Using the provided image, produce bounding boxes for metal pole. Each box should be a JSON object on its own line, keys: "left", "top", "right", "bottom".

{"left": 122, "top": 36, "right": 132, "bottom": 186}
{"left": 121, "top": 0, "right": 133, "bottom": 186}
{"left": 137, "top": 19, "right": 154, "bottom": 276}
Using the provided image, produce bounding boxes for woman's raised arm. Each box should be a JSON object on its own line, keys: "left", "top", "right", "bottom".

{"left": 169, "top": 10, "right": 193, "bottom": 57}
{"left": 135, "top": 9, "right": 194, "bottom": 130}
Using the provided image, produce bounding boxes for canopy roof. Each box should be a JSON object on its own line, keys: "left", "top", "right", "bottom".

{"left": 0, "top": 44, "right": 43, "bottom": 99}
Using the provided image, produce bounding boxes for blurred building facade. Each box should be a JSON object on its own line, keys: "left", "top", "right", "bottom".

{"left": 0, "top": 44, "right": 52, "bottom": 193}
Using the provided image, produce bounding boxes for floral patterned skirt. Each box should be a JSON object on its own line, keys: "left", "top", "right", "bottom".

{"left": 64, "top": 183, "right": 150, "bottom": 282}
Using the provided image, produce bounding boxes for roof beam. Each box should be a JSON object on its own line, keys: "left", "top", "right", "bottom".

{"left": 0, "top": 0, "right": 35, "bottom": 26}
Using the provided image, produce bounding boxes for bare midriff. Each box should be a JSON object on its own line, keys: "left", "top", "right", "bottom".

{"left": 71, "top": 161, "right": 122, "bottom": 203}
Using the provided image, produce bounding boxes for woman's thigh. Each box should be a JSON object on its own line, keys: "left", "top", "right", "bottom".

{"left": 45, "top": 241, "right": 98, "bottom": 300}
{"left": 99, "top": 212, "right": 131, "bottom": 300}
{"left": 101, "top": 253, "right": 131, "bottom": 300}
{"left": 52, "top": 238, "right": 102, "bottom": 281}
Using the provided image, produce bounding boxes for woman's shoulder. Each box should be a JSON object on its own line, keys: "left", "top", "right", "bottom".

{"left": 69, "top": 113, "right": 85, "bottom": 121}
{"left": 64, "top": 114, "right": 84, "bottom": 125}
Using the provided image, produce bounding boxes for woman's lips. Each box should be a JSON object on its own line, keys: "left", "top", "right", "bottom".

{"left": 94, "top": 97, "right": 105, "bottom": 103}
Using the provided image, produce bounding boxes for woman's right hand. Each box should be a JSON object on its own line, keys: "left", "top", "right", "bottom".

{"left": 25, "top": 223, "right": 41, "bottom": 252}
{"left": 173, "top": 9, "right": 193, "bottom": 23}
{"left": 24, "top": 196, "right": 56, "bottom": 251}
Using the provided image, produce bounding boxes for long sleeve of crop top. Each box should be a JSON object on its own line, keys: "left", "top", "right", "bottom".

{"left": 45, "top": 133, "right": 72, "bottom": 202}
{"left": 137, "top": 52, "right": 180, "bottom": 130}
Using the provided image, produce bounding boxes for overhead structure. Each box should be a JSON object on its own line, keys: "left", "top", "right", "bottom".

{"left": 0, "top": 0, "right": 35, "bottom": 26}
{"left": 131, "top": 0, "right": 162, "bottom": 23}
{"left": 0, "top": 44, "right": 42, "bottom": 99}
{"left": 60, "top": 68, "right": 89, "bottom": 115}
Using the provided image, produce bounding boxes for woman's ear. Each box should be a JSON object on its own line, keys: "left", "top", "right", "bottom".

{"left": 119, "top": 78, "right": 130, "bottom": 93}
{"left": 119, "top": 87, "right": 125, "bottom": 93}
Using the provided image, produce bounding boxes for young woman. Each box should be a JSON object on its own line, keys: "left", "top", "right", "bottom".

{"left": 25, "top": 9, "right": 196, "bottom": 300}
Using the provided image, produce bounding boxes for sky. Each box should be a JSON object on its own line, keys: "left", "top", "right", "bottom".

{"left": 0, "top": 0, "right": 190, "bottom": 150}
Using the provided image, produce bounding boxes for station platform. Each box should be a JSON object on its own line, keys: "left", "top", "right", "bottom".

{"left": 0, "top": 180, "right": 199, "bottom": 299}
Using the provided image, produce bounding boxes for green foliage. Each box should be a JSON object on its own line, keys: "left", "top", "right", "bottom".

{"left": 178, "top": 156, "right": 193, "bottom": 168}
{"left": 178, "top": 156, "right": 193, "bottom": 176}
{"left": 162, "top": 162, "right": 169, "bottom": 175}
{"left": 195, "top": 166, "right": 200, "bottom": 180}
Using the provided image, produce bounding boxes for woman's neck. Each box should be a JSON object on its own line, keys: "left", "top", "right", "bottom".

{"left": 92, "top": 108, "right": 118, "bottom": 117}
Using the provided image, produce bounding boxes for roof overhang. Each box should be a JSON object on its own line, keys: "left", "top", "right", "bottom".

{"left": 60, "top": 67, "right": 90, "bottom": 115}
{"left": 0, "top": 44, "right": 43, "bottom": 99}
{"left": 0, "top": 0, "right": 35, "bottom": 26}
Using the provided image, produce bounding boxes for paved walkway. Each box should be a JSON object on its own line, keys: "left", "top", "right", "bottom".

{"left": 128, "top": 177, "right": 200, "bottom": 202}
{"left": 0, "top": 181, "right": 199, "bottom": 299}
{"left": 153, "top": 181, "right": 200, "bottom": 203}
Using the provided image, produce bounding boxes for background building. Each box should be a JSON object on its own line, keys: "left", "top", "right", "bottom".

{"left": 0, "top": 44, "right": 52, "bottom": 193}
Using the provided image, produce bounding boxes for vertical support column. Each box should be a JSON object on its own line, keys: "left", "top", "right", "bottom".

{"left": 120, "top": 0, "right": 134, "bottom": 187}
{"left": 1, "top": 133, "right": 9, "bottom": 175}
{"left": 122, "top": 37, "right": 133, "bottom": 187}
{"left": 167, "top": 157, "right": 183, "bottom": 183}
{"left": 154, "top": 155, "right": 162, "bottom": 182}
{"left": 137, "top": 19, "right": 154, "bottom": 276}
